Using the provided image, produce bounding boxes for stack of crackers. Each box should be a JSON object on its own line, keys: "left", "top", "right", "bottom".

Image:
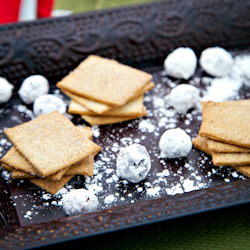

{"left": 192, "top": 99, "right": 250, "bottom": 177}
{"left": 0, "top": 111, "right": 102, "bottom": 194}
{"left": 56, "top": 55, "right": 154, "bottom": 126}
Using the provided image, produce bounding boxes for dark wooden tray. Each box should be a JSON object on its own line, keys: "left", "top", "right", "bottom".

{"left": 1, "top": 0, "right": 250, "bottom": 249}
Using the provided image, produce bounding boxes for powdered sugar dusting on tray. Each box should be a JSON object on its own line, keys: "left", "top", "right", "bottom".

{"left": 0, "top": 50, "right": 250, "bottom": 224}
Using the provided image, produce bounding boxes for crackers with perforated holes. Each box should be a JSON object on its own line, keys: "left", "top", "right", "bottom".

{"left": 57, "top": 55, "right": 153, "bottom": 107}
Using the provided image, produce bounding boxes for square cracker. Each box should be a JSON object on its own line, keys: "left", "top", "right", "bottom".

{"left": 1, "top": 126, "right": 96, "bottom": 180}
{"left": 29, "top": 176, "right": 73, "bottom": 195}
{"left": 192, "top": 136, "right": 212, "bottom": 156}
{"left": 81, "top": 106, "right": 147, "bottom": 126}
{"left": 207, "top": 139, "right": 250, "bottom": 153}
{"left": 65, "top": 154, "right": 94, "bottom": 176}
{"left": 211, "top": 152, "right": 250, "bottom": 166}
{"left": 69, "top": 95, "right": 144, "bottom": 117}
{"left": 56, "top": 55, "right": 153, "bottom": 107}
{"left": 5, "top": 154, "right": 94, "bottom": 179}
{"left": 4, "top": 111, "right": 101, "bottom": 177}
{"left": 64, "top": 81, "right": 154, "bottom": 115}
{"left": 1, "top": 146, "right": 39, "bottom": 175}
{"left": 192, "top": 136, "right": 250, "bottom": 178}
{"left": 199, "top": 100, "right": 250, "bottom": 148}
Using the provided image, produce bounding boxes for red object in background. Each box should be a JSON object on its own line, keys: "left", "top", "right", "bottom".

{"left": 0, "top": 0, "right": 54, "bottom": 24}
{"left": 0, "top": 0, "right": 21, "bottom": 24}
{"left": 37, "top": 0, "right": 54, "bottom": 18}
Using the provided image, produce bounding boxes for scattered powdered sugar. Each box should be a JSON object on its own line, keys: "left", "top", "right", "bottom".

{"left": 138, "top": 119, "right": 156, "bottom": 133}
{"left": 104, "top": 194, "right": 116, "bottom": 204}
{"left": 146, "top": 186, "right": 161, "bottom": 197}
{"left": 201, "top": 53, "right": 250, "bottom": 101}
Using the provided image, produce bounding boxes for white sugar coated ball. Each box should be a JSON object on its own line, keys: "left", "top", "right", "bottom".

{"left": 199, "top": 47, "right": 234, "bottom": 77}
{"left": 0, "top": 77, "right": 14, "bottom": 104}
{"left": 18, "top": 75, "right": 49, "bottom": 104}
{"left": 116, "top": 143, "right": 151, "bottom": 183}
{"left": 61, "top": 189, "right": 99, "bottom": 216}
{"left": 159, "top": 128, "right": 192, "bottom": 158}
{"left": 33, "top": 94, "right": 66, "bottom": 116}
{"left": 165, "top": 84, "right": 200, "bottom": 114}
{"left": 164, "top": 47, "right": 197, "bottom": 80}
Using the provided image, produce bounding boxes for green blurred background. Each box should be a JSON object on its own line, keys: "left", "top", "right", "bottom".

{"left": 54, "top": 0, "right": 161, "bottom": 13}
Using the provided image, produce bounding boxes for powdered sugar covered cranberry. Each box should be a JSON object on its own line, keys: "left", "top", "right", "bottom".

{"left": 116, "top": 144, "right": 151, "bottom": 183}
{"left": 33, "top": 94, "right": 66, "bottom": 116}
{"left": 165, "top": 84, "right": 200, "bottom": 114}
{"left": 199, "top": 47, "right": 234, "bottom": 77}
{"left": 164, "top": 47, "right": 197, "bottom": 80}
{"left": 18, "top": 75, "right": 49, "bottom": 104}
{"left": 61, "top": 189, "right": 99, "bottom": 216}
{"left": 159, "top": 128, "right": 192, "bottom": 158}
{"left": 0, "top": 77, "right": 13, "bottom": 104}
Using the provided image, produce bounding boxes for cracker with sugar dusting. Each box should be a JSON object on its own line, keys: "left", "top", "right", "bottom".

{"left": 57, "top": 55, "right": 153, "bottom": 107}
{"left": 199, "top": 100, "right": 250, "bottom": 148}
{"left": 207, "top": 138, "right": 250, "bottom": 153}
{"left": 69, "top": 95, "right": 145, "bottom": 117}
{"left": 1, "top": 146, "right": 39, "bottom": 175}
{"left": 4, "top": 111, "right": 101, "bottom": 177}
{"left": 81, "top": 106, "right": 147, "bottom": 126}
{"left": 1, "top": 126, "right": 96, "bottom": 181}
{"left": 29, "top": 176, "right": 73, "bottom": 195}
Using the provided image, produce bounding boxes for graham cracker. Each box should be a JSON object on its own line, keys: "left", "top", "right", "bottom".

{"left": 1, "top": 146, "right": 39, "bottom": 175}
{"left": 76, "top": 126, "right": 94, "bottom": 140}
{"left": 56, "top": 55, "right": 153, "bottom": 107}
{"left": 65, "top": 155, "right": 94, "bottom": 176}
{"left": 69, "top": 95, "right": 144, "bottom": 117}
{"left": 211, "top": 152, "right": 250, "bottom": 166}
{"left": 64, "top": 81, "right": 154, "bottom": 115}
{"left": 199, "top": 100, "right": 250, "bottom": 148}
{"left": 29, "top": 176, "right": 73, "bottom": 195}
{"left": 63, "top": 89, "right": 113, "bottom": 114}
{"left": 207, "top": 138, "right": 250, "bottom": 153}
{"left": 192, "top": 136, "right": 250, "bottom": 178}
{"left": 81, "top": 106, "right": 147, "bottom": 126}
{"left": 1, "top": 163, "right": 15, "bottom": 172}
{"left": 12, "top": 169, "right": 36, "bottom": 179}
{"left": 192, "top": 136, "right": 212, "bottom": 156}
{"left": 232, "top": 166, "right": 250, "bottom": 178}
{"left": 4, "top": 111, "right": 101, "bottom": 177}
